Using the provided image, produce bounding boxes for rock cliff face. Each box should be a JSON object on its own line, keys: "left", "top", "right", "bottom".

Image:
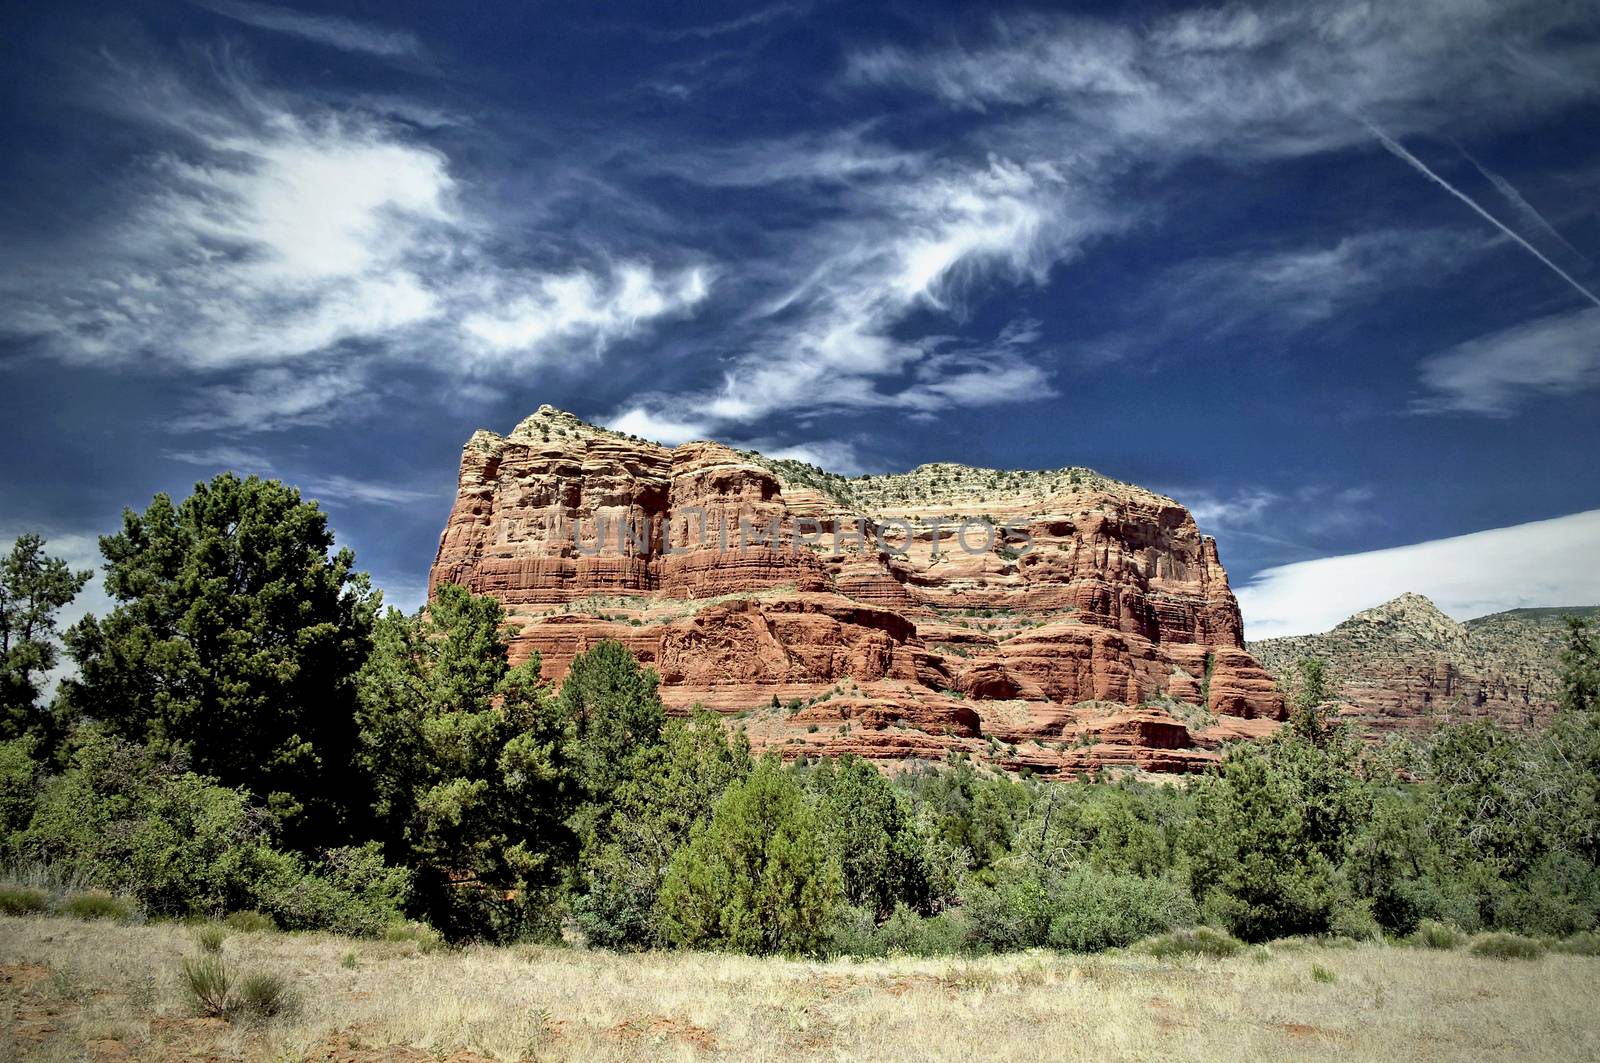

{"left": 1248, "top": 593, "right": 1599, "bottom": 736}
{"left": 431, "top": 406, "right": 1285, "bottom": 775}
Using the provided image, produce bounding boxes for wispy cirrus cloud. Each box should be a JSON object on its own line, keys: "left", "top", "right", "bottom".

{"left": 166, "top": 442, "right": 444, "bottom": 508}
{"left": 611, "top": 157, "right": 1104, "bottom": 436}
{"left": 193, "top": 0, "right": 423, "bottom": 58}
{"left": 837, "top": 0, "right": 1600, "bottom": 416}
{"left": 1414, "top": 306, "right": 1600, "bottom": 416}
{"left": 1, "top": 50, "right": 711, "bottom": 431}
{"left": 846, "top": 0, "right": 1600, "bottom": 159}
{"left": 1113, "top": 228, "right": 1490, "bottom": 351}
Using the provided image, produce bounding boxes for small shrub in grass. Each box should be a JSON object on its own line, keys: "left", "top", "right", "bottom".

{"left": 224, "top": 910, "right": 276, "bottom": 933}
{"left": 1469, "top": 933, "right": 1545, "bottom": 960}
{"left": 61, "top": 891, "right": 134, "bottom": 922}
{"left": 1554, "top": 931, "right": 1600, "bottom": 956}
{"left": 181, "top": 956, "right": 234, "bottom": 1017}
{"left": 1138, "top": 927, "right": 1243, "bottom": 961}
{"left": 196, "top": 925, "right": 226, "bottom": 953}
{"left": 382, "top": 920, "right": 444, "bottom": 952}
{"left": 1311, "top": 963, "right": 1336, "bottom": 983}
{"left": 1329, "top": 902, "right": 1382, "bottom": 943}
{"left": 236, "top": 971, "right": 297, "bottom": 1019}
{"left": 1409, "top": 920, "right": 1465, "bottom": 950}
{"left": 0, "top": 884, "right": 49, "bottom": 915}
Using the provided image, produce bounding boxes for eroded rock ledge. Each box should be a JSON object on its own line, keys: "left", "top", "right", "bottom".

{"left": 430, "top": 405, "right": 1285, "bottom": 775}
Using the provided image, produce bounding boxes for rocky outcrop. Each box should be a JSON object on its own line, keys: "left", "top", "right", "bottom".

{"left": 431, "top": 405, "right": 1285, "bottom": 775}
{"left": 1248, "top": 593, "right": 1599, "bottom": 736}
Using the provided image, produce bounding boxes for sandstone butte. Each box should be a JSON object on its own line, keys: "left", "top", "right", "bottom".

{"left": 1250, "top": 593, "right": 1600, "bottom": 737}
{"left": 430, "top": 405, "right": 1286, "bottom": 776}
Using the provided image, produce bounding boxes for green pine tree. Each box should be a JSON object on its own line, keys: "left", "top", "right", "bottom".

{"left": 0, "top": 534, "right": 90, "bottom": 747}
{"left": 657, "top": 756, "right": 843, "bottom": 955}
{"left": 356, "top": 583, "right": 578, "bottom": 942}
{"left": 56, "top": 476, "right": 376, "bottom": 848}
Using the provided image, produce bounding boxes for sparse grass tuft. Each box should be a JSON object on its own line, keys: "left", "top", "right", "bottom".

{"left": 0, "top": 883, "right": 50, "bottom": 915}
{"left": 1138, "top": 927, "right": 1243, "bottom": 960}
{"left": 1469, "top": 933, "right": 1545, "bottom": 960}
{"left": 236, "top": 970, "right": 297, "bottom": 1019}
{"left": 181, "top": 955, "right": 234, "bottom": 1017}
{"left": 1409, "top": 919, "right": 1466, "bottom": 950}
{"left": 196, "top": 924, "right": 227, "bottom": 953}
{"left": 1312, "top": 963, "right": 1337, "bottom": 983}
{"left": 60, "top": 890, "right": 134, "bottom": 922}
{"left": 341, "top": 950, "right": 358, "bottom": 968}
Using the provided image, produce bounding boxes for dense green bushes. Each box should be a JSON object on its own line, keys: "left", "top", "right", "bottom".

{"left": 657, "top": 758, "right": 843, "bottom": 955}
{"left": 4, "top": 507, "right": 1600, "bottom": 958}
{"left": 1, "top": 730, "right": 410, "bottom": 933}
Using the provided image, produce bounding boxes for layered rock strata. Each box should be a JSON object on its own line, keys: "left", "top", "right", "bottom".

{"left": 1249, "top": 593, "right": 1599, "bottom": 736}
{"left": 431, "top": 406, "right": 1286, "bottom": 775}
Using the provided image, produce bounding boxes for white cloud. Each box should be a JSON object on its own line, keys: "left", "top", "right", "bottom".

{"left": 168, "top": 441, "right": 441, "bottom": 509}
{"left": 173, "top": 365, "right": 374, "bottom": 432}
{"left": 1415, "top": 306, "right": 1600, "bottom": 416}
{"left": 1236, "top": 509, "right": 1600, "bottom": 639}
{"left": 3, "top": 58, "right": 714, "bottom": 431}
{"left": 605, "top": 407, "right": 713, "bottom": 445}
{"left": 615, "top": 159, "right": 1104, "bottom": 437}
{"left": 1162, "top": 229, "right": 1488, "bottom": 337}
{"left": 460, "top": 264, "right": 709, "bottom": 368}
{"left": 194, "top": 0, "right": 422, "bottom": 58}
{"left": 758, "top": 440, "right": 868, "bottom": 476}
{"left": 298, "top": 474, "right": 444, "bottom": 508}
{"left": 164, "top": 444, "right": 275, "bottom": 470}
{"left": 847, "top": 1, "right": 1600, "bottom": 160}
{"left": 10, "top": 102, "right": 457, "bottom": 370}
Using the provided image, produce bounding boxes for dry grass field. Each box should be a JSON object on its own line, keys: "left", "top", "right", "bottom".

{"left": 2, "top": 914, "right": 1597, "bottom": 1062}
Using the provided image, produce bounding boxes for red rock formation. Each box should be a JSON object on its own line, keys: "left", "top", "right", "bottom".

{"left": 1249, "top": 594, "right": 1597, "bottom": 737}
{"left": 430, "top": 406, "right": 1285, "bottom": 775}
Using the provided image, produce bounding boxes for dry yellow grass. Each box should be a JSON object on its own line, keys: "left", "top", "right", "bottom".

{"left": 3, "top": 914, "right": 1598, "bottom": 1061}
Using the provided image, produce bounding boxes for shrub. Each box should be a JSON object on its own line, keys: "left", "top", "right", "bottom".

{"left": 15, "top": 734, "right": 410, "bottom": 935}
{"left": 878, "top": 904, "right": 967, "bottom": 956}
{"left": 0, "top": 884, "right": 49, "bottom": 915}
{"left": 224, "top": 910, "right": 276, "bottom": 933}
{"left": 249, "top": 843, "right": 411, "bottom": 937}
{"left": 1329, "top": 901, "right": 1383, "bottom": 942}
{"left": 1409, "top": 919, "right": 1465, "bottom": 950}
{"left": 60, "top": 891, "right": 134, "bottom": 922}
{"left": 962, "top": 865, "right": 1196, "bottom": 954}
{"left": 658, "top": 757, "right": 843, "bottom": 956}
{"left": 824, "top": 905, "right": 882, "bottom": 957}
{"left": 181, "top": 956, "right": 234, "bottom": 1016}
{"left": 196, "top": 924, "right": 226, "bottom": 953}
{"left": 381, "top": 920, "right": 444, "bottom": 952}
{"left": 1553, "top": 930, "right": 1600, "bottom": 956}
{"left": 235, "top": 971, "right": 296, "bottom": 1019}
{"left": 1045, "top": 871, "right": 1197, "bottom": 952}
{"left": 1138, "top": 926, "right": 1244, "bottom": 960}
{"left": 1470, "top": 933, "right": 1545, "bottom": 960}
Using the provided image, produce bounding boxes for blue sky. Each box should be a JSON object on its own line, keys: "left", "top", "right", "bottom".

{"left": 2, "top": 0, "right": 1599, "bottom": 638}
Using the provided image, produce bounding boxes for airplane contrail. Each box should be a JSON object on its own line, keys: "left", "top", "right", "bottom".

{"left": 1362, "top": 119, "right": 1600, "bottom": 309}
{"left": 1460, "top": 149, "right": 1590, "bottom": 265}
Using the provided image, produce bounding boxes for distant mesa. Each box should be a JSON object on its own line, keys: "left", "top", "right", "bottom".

{"left": 429, "top": 404, "right": 1292, "bottom": 776}
{"left": 1249, "top": 593, "right": 1599, "bottom": 735}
